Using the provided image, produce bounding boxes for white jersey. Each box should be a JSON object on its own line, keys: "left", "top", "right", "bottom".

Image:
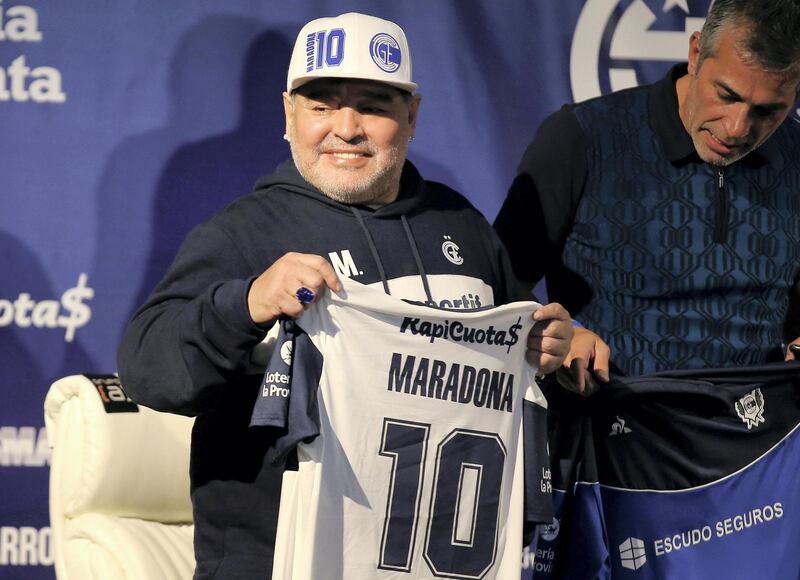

{"left": 251, "top": 278, "right": 551, "bottom": 580}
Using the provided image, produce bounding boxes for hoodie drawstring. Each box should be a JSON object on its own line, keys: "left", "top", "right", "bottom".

{"left": 401, "top": 215, "right": 434, "bottom": 303}
{"left": 349, "top": 208, "right": 434, "bottom": 304}
{"left": 350, "top": 208, "right": 391, "bottom": 295}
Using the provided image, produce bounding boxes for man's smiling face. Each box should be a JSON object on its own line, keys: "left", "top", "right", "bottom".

{"left": 284, "top": 78, "right": 420, "bottom": 206}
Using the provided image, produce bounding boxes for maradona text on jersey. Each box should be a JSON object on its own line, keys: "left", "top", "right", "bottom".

{"left": 399, "top": 315, "right": 522, "bottom": 353}
{"left": 387, "top": 352, "right": 515, "bottom": 413}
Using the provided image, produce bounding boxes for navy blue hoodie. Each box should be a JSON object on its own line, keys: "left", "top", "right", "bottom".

{"left": 117, "top": 160, "right": 525, "bottom": 579}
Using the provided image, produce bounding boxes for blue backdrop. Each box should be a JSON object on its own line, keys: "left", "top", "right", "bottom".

{"left": 2, "top": 0, "right": 797, "bottom": 577}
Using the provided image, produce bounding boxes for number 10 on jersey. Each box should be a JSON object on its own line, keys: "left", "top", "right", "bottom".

{"left": 378, "top": 418, "right": 506, "bottom": 578}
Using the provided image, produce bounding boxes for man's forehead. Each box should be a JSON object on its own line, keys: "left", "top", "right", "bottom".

{"left": 703, "top": 30, "right": 800, "bottom": 104}
{"left": 294, "top": 78, "right": 406, "bottom": 101}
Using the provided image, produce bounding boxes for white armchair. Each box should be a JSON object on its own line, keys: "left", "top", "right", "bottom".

{"left": 44, "top": 374, "right": 195, "bottom": 579}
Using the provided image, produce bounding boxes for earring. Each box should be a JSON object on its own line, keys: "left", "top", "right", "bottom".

{"left": 283, "top": 134, "right": 290, "bottom": 142}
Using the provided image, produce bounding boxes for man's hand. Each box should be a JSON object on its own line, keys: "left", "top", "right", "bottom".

{"left": 785, "top": 338, "right": 800, "bottom": 361}
{"left": 556, "top": 326, "right": 610, "bottom": 396}
{"left": 247, "top": 252, "right": 341, "bottom": 325}
{"left": 526, "top": 303, "right": 574, "bottom": 374}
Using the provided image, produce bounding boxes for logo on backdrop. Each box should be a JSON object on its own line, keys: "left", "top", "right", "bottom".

{"left": 0, "top": 272, "right": 93, "bottom": 342}
{"left": 0, "top": 426, "right": 50, "bottom": 466}
{"left": 570, "top": 0, "right": 708, "bottom": 98}
{"left": 0, "top": 0, "right": 67, "bottom": 103}
{"left": 570, "top": 0, "right": 800, "bottom": 122}
{"left": 0, "top": 526, "right": 52, "bottom": 566}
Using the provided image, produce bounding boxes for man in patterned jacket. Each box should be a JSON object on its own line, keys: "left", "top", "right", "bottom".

{"left": 496, "top": 0, "right": 800, "bottom": 380}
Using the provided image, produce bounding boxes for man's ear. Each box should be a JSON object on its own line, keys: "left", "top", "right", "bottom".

{"left": 407, "top": 94, "right": 422, "bottom": 131}
{"left": 687, "top": 31, "right": 701, "bottom": 76}
{"left": 283, "top": 91, "right": 295, "bottom": 138}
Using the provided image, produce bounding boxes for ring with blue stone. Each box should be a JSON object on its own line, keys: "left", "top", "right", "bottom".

{"left": 295, "top": 286, "right": 315, "bottom": 306}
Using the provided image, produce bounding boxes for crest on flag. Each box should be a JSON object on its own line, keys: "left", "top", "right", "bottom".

{"left": 735, "top": 388, "right": 765, "bottom": 430}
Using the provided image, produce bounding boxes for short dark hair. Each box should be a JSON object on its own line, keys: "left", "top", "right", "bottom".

{"left": 698, "top": 0, "right": 800, "bottom": 78}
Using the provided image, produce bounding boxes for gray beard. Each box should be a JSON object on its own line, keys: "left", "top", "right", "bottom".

{"left": 290, "top": 138, "right": 406, "bottom": 206}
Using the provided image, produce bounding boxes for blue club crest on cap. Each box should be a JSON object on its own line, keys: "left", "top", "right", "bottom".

{"left": 370, "top": 33, "right": 401, "bottom": 73}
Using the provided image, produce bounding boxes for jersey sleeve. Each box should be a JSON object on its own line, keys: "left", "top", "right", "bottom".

{"left": 250, "top": 319, "right": 323, "bottom": 465}
{"left": 523, "top": 383, "right": 554, "bottom": 526}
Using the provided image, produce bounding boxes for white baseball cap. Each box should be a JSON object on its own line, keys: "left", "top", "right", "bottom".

{"left": 286, "top": 12, "right": 417, "bottom": 94}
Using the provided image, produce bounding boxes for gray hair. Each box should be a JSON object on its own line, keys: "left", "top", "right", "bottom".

{"left": 698, "top": 0, "right": 800, "bottom": 79}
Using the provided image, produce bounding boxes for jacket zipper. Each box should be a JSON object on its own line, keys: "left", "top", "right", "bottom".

{"left": 713, "top": 167, "right": 729, "bottom": 243}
